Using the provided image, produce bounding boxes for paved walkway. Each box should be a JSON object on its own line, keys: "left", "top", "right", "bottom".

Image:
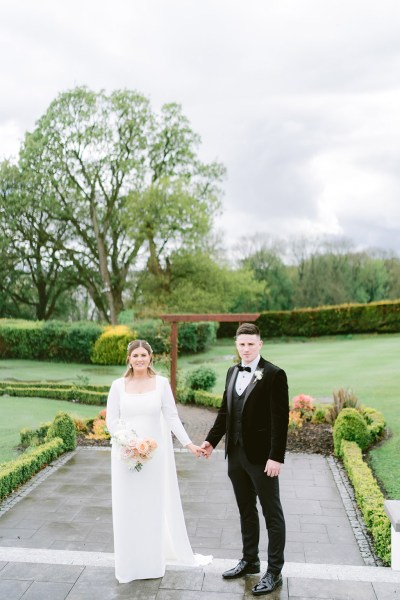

{"left": 0, "top": 405, "right": 400, "bottom": 599}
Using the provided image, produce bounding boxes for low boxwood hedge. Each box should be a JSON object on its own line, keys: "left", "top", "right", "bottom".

{"left": 20, "top": 422, "right": 51, "bottom": 447}
{"left": 341, "top": 440, "right": 391, "bottom": 565}
{"left": 46, "top": 412, "right": 76, "bottom": 451}
{"left": 193, "top": 390, "right": 222, "bottom": 409}
{"left": 333, "top": 408, "right": 371, "bottom": 456}
{"left": 0, "top": 384, "right": 107, "bottom": 406}
{"left": 0, "top": 437, "right": 65, "bottom": 501}
{"left": 361, "top": 407, "right": 386, "bottom": 442}
{"left": 0, "top": 381, "right": 110, "bottom": 392}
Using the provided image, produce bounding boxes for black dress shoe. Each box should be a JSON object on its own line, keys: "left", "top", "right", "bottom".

{"left": 252, "top": 571, "right": 283, "bottom": 595}
{"left": 222, "top": 559, "right": 260, "bottom": 579}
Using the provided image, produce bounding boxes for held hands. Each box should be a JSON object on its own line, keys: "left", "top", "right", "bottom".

{"left": 185, "top": 441, "right": 214, "bottom": 458}
{"left": 264, "top": 458, "right": 282, "bottom": 477}
{"left": 186, "top": 443, "right": 207, "bottom": 458}
{"left": 200, "top": 441, "right": 213, "bottom": 459}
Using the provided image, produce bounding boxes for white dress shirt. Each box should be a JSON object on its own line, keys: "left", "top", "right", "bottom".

{"left": 235, "top": 354, "right": 261, "bottom": 395}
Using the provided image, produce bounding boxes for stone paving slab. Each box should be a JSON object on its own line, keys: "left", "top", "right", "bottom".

{"left": 0, "top": 448, "right": 365, "bottom": 566}
{"left": 1, "top": 559, "right": 400, "bottom": 599}
{"left": 0, "top": 401, "right": 399, "bottom": 597}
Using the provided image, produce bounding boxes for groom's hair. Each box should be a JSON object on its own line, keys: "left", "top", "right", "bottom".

{"left": 236, "top": 323, "right": 260, "bottom": 338}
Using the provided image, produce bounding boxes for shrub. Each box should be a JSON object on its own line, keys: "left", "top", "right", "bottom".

{"left": 326, "top": 388, "right": 360, "bottom": 425}
{"left": 288, "top": 409, "right": 303, "bottom": 431}
{"left": 186, "top": 366, "right": 217, "bottom": 391}
{"left": 91, "top": 325, "right": 136, "bottom": 365}
{"left": 361, "top": 407, "right": 386, "bottom": 442}
{"left": 46, "top": 412, "right": 77, "bottom": 451}
{"left": 133, "top": 319, "right": 171, "bottom": 354}
{"left": 292, "top": 394, "right": 315, "bottom": 420}
{"left": 193, "top": 390, "right": 222, "bottom": 408}
{"left": 20, "top": 422, "right": 52, "bottom": 447}
{"left": 73, "top": 418, "right": 88, "bottom": 433}
{"left": 85, "top": 409, "right": 110, "bottom": 440}
{"left": 333, "top": 408, "right": 370, "bottom": 456}
{"left": 341, "top": 440, "right": 391, "bottom": 565}
{"left": 0, "top": 438, "right": 64, "bottom": 501}
{"left": 178, "top": 322, "right": 218, "bottom": 353}
{"left": 86, "top": 418, "right": 110, "bottom": 440}
{"left": 311, "top": 406, "right": 329, "bottom": 424}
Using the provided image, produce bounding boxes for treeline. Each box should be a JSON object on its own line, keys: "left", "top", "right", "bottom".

{"left": 1, "top": 87, "right": 399, "bottom": 324}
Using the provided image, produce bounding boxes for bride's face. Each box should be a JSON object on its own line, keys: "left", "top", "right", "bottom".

{"left": 129, "top": 347, "right": 151, "bottom": 373}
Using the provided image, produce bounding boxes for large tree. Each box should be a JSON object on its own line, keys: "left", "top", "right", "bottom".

{"left": 20, "top": 88, "right": 225, "bottom": 323}
{"left": 0, "top": 160, "right": 74, "bottom": 319}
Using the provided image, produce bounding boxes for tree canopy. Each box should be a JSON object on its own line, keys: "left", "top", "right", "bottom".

{"left": 2, "top": 87, "right": 225, "bottom": 322}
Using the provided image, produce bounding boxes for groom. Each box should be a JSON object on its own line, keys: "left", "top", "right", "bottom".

{"left": 201, "top": 323, "right": 289, "bottom": 596}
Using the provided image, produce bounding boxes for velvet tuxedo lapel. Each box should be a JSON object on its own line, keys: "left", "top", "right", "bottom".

{"left": 227, "top": 365, "right": 239, "bottom": 414}
{"left": 242, "top": 358, "right": 265, "bottom": 412}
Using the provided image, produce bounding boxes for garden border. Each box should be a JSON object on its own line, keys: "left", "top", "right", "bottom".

{"left": 327, "top": 455, "right": 383, "bottom": 566}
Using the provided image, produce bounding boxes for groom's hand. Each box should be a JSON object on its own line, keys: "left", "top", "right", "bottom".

{"left": 186, "top": 443, "right": 206, "bottom": 457}
{"left": 200, "top": 441, "right": 213, "bottom": 459}
{"left": 264, "top": 458, "right": 282, "bottom": 477}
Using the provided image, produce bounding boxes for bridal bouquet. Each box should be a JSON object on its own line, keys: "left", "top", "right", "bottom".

{"left": 112, "top": 427, "right": 158, "bottom": 472}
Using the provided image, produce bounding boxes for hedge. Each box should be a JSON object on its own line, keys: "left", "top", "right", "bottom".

{"left": 46, "top": 412, "right": 76, "bottom": 451}
{"left": 217, "top": 300, "right": 400, "bottom": 338}
{"left": 0, "top": 437, "right": 65, "bottom": 501}
{"left": 0, "top": 319, "right": 102, "bottom": 362}
{"left": 0, "top": 384, "right": 107, "bottom": 406}
{"left": 341, "top": 440, "right": 391, "bottom": 565}
{"left": 20, "top": 422, "right": 51, "bottom": 447}
{"left": 133, "top": 319, "right": 218, "bottom": 354}
{"left": 333, "top": 408, "right": 371, "bottom": 456}
{"left": 361, "top": 407, "right": 386, "bottom": 443}
{"left": 0, "top": 381, "right": 109, "bottom": 393}
{"left": 193, "top": 390, "right": 222, "bottom": 409}
{"left": 0, "top": 318, "right": 218, "bottom": 364}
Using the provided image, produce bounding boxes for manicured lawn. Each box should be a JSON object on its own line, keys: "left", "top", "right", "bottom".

{"left": 0, "top": 360, "right": 124, "bottom": 385}
{"left": 1, "top": 333, "right": 399, "bottom": 497}
{"left": 0, "top": 396, "right": 101, "bottom": 464}
{"left": 180, "top": 333, "right": 400, "bottom": 499}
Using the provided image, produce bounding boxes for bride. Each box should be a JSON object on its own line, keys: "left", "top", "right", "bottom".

{"left": 106, "top": 339, "right": 210, "bottom": 583}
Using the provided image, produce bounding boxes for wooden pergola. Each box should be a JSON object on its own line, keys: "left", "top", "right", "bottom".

{"left": 160, "top": 313, "right": 260, "bottom": 397}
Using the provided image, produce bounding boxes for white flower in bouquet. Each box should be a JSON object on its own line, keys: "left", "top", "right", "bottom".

{"left": 112, "top": 424, "right": 158, "bottom": 472}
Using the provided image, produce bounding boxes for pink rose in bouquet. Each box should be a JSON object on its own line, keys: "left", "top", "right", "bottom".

{"left": 112, "top": 426, "right": 158, "bottom": 472}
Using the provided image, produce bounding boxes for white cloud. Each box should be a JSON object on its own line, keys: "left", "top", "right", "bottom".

{"left": 1, "top": 0, "right": 400, "bottom": 252}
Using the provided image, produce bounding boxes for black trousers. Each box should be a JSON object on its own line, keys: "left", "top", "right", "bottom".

{"left": 227, "top": 443, "right": 285, "bottom": 574}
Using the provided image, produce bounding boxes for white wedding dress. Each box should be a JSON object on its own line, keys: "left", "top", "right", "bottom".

{"left": 106, "top": 375, "right": 211, "bottom": 583}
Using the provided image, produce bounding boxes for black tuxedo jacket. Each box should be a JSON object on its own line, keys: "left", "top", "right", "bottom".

{"left": 205, "top": 357, "right": 289, "bottom": 465}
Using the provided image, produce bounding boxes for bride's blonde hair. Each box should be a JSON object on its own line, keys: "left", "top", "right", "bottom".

{"left": 124, "top": 339, "right": 157, "bottom": 378}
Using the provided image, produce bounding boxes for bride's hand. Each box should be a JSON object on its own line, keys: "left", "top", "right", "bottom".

{"left": 186, "top": 443, "right": 206, "bottom": 458}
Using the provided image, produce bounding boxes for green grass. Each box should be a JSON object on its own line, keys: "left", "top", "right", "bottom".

{"left": 0, "top": 360, "right": 124, "bottom": 385}
{"left": 180, "top": 333, "right": 400, "bottom": 499}
{"left": 0, "top": 396, "right": 101, "bottom": 464}
{"left": 1, "top": 333, "right": 399, "bottom": 497}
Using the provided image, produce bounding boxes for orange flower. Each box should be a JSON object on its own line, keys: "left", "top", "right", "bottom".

{"left": 137, "top": 440, "right": 149, "bottom": 455}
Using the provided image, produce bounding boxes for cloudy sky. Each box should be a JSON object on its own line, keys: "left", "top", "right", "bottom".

{"left": 2, "top": 0, "right": 400, "bottom": 253}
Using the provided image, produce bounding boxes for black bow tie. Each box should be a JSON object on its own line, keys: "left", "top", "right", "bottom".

{"left": 238, "top": 365, "right": 251, "bottom": 372}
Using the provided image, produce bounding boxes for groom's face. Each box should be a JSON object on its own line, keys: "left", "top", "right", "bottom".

{"left": 236, "top": 334, "right": 263, "bottom": 366}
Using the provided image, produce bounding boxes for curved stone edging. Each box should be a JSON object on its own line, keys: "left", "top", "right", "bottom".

{"left": 326, "top": 455, "right": 383, "bottom": 567}
{"left": 0, "top": 449, "right": 77, "bottom": 517}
